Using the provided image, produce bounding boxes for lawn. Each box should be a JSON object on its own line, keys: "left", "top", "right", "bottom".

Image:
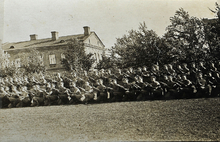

{"left": 0, "top": 98, "right": 220, "bottom": 141}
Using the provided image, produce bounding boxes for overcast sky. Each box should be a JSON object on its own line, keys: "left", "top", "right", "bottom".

{"left": 2, "top": 0, "right": 220, "bottom": 48}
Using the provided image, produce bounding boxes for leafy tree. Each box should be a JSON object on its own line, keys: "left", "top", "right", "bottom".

{"left": 96, "top": 51, "right": 114, "bottom": 70}
{"left": 111, "top": 22, "right": 165, "bottom": 68}
{"left": 165, "top": 8, "right": 208, "bottom": 64}
{"left": 62, "top": 38, "right": 95, "bottom": 74}
{"left": 19, "top": 48, "right": 45, "bottom": 74}
{"left": 209, "top": 2, "right": 220, "bottom": 19}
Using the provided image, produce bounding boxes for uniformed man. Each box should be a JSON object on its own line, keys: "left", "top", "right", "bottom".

{"left": 182, "top": 63, "right": 190, "bottom": 76}
{"left": 190, "top": 62, "right": 199, "bottom": 84}
{"left": 57, "top": 82, "right": 70, "bottom": 105}
{"left": 7, "top": 85, "right": 22, "bottom": 108}
{"left": 68, "top": 81, "right": 82, "bottom": 104}
{"left": 142, "top": 66, "right": 151, "bottom": 83}
{"left": 179, "top": 75, "right": 197, "bottom": 99}
{"left": 0, "top": 87, "right": 10, "bottom": 108}
{"left": 149, "top": 76, "right": 163, "bottom": 99}
{"left": 196, "top": 72, "right": 211, "bottom": 98}
{"left": 94, "top": 78, "right": 109, "bottom": 103}
{"left": 43, "top": 82, "right": 59, "bottom": 106}
{"left": 198, "top": 61, "right": 208, "bottom": 75}
{"left": 109, "top": 78, "right": 127, "bottom": 102}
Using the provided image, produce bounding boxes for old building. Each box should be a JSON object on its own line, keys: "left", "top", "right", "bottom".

{"left": 2, "top": 26, "right": 105, "bottom": 72}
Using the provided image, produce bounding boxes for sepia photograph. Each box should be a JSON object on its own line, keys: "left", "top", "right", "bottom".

{"left": 0, "top": 0, "right": 220, "bottom": 141}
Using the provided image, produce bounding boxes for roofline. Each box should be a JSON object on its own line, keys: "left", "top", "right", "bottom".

{"left": 83, "top": 31, "right": 105, "bottom": 47}
{"left": 2, "top": 34, "right": 85, "bottom": 45}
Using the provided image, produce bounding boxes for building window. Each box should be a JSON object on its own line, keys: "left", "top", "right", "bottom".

{"left": 15, "top": 58, "right": 21, "bottom": 68}
{"left": 49, "top": 54, "right": 56, "bottom": 65}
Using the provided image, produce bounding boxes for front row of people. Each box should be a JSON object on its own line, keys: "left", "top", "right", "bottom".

{"left": 1, "top": 71, "right": 219, "bottom": 108}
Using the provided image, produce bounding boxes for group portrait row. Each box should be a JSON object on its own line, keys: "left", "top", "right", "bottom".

{"left": 1, "top": 60, "right": 220, "bottom": 108}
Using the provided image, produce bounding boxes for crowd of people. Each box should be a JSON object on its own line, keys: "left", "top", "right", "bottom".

{"left": 1, "top": 61, "right": 220, "bottom": 108}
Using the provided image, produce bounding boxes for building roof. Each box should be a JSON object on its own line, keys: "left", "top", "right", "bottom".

{"left": 2, "top": 33, "right": 90, "bottom": 51}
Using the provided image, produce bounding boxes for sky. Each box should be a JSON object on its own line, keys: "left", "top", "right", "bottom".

{"left": 2, "top": 0, "right": 220, "bottom": 48}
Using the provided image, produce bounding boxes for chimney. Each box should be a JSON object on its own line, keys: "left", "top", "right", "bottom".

{"left": 83, "top": 26, "right": 90, "bottom": 36}
{"left": 30, "top": 34, "right": 38, "bottom": 41}
{"left": 51, "top": 31, "right": 59, "bottom": 41}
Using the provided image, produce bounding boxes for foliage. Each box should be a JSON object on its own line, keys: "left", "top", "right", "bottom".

{"left": 0, "top": 48, "right": 45, "bottom": 77}
{"left": 209, "top": 2, "right": 220, "bottom": 19}
{"left": 19, "top": 48, "right": 45, "bottom": 74}
{"left": 111, "top": 22, "right": 164, "bottom": 68}
{"left": 95, "top": 51, "right": 114, "bottom": 70}
{"left": 62, "top": 38, "right": 95, "bottom": 74}
{"left": 165, "top": 8, "right": 209, "bottom": 63}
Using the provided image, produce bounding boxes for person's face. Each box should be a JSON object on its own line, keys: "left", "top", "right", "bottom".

{"left": 4, "top": 78, "right": 8, "bottom": 82}
{"left": 211, "top": 63, "right": 215, "bottom": 67}
{"left": 52, "top": 84, "right": 55, "bottom": 88}
{"left": 142, "top": 67, "right": 147, "bottom": 71}
{"left": 108, "top": 69, "right": 111, "bottom": 74}
{"left": 123, "top": 79, "right": 128, "bottom": 84}
{"left": 200, "top": 62, "right": 203, "bottom": 66}
{"left": 151, "top": 77, "right": 156, "bottom": 81}
{"left": 60, "top": 82, "right": 64, "bottom": 87}
{"left": 129, "top": 67, "right": 133, "bottom": 73}
{"left": 98, "top": 79, "right": 103, "bottom": 84}
{"left": 113, "top": 79, "right": 117, "bottom": 84}
{"left": 0, "top": 87, "right": 4, "bottom": 91}
{"left": 164, "top": 65, "right": 168, "bottom": 70}
{"left": 164, "top": 75, "right": 168, "bottom": 80}
{"left": 5, "top": 87, "right": 9, "bottom": 91}
{"left": 182, "top": 76, "right": 186, "bottom": 80}
{"left": 139, "top": 77, "right": 143, "bottom": 83}
{"left": 168, "top": 76, "right": 172, "bottom": 81}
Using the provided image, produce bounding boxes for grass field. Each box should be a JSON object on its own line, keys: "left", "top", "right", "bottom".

{"left": 0, "top": 98, "right": 220, "bottom": 141}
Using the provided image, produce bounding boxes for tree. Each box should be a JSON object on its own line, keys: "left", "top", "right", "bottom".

{"left": 0, "top": 48, "right": 45, "bottom": 77}
{"left": 96, "top": 51, "right": 114, "bottom": 70}
{"left": 209, "top": 2, "right": 220, "bottom": 19}
{"left": 111, "top": 22, "right": 165, "bottom": 68}
{"left": 165, "top": 8, "right": 209, "bottom": 64}
{"left": 62, "top": 38, "right": 95, "bottom": 74}
{"left": 19, "top": 48, "right": 45, "bottom": 74}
